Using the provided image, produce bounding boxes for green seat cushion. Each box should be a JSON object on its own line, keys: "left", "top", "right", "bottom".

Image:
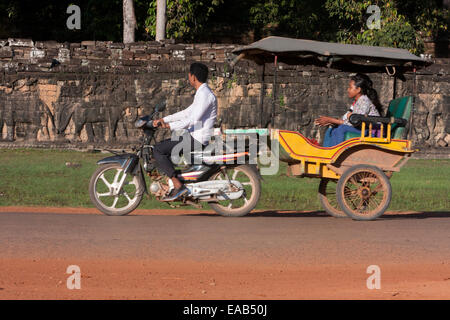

{"left": 344, "top": 131, "right": 361, "bottom": 140}
{"left": 386, "top": 96, "right": 412, "bottom": 139}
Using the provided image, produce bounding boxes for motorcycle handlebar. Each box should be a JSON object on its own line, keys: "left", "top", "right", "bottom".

{"left": 145, "top": 121, "right": 163, "bottom": 129}
{"left": 135, "top": 113, "right": 161, "bottom": 130}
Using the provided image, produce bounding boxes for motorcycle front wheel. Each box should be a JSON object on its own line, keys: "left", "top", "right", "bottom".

{"left": 89, "top": 163, "right": 144, "bottom": 216}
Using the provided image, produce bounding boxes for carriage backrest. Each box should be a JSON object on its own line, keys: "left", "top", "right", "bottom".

{"left": 386, "top": 96, "right": 413, "bottom": 139}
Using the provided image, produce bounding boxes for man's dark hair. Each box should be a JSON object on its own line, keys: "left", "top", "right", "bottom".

{"left": 189, "top": 62, "right": 208, "bottom": 83}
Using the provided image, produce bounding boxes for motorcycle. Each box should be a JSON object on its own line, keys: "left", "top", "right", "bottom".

{"left": 89, "top": 102, "right": 262, "bottom": 217}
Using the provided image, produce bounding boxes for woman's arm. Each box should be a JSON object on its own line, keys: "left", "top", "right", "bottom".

{"left": 314, "top": 116, "right": 344, "bottom": 127}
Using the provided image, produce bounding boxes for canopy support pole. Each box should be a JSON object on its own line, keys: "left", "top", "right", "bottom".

{"left": 407, "top": 67, "right": 417, "bottom": 140}
{"left": 259, "top": 63, "right": 265, "bottom": 127}
{"left": 385, "top": 65, "right": 397, "bottom": 100}
{"left": 271, "top": 55, "right": 278, "bottom": 128}
{"left": 393, "top": 74, "right": 397, "bottom": 100}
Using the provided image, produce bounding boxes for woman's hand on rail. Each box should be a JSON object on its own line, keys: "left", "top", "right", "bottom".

{"left": 314, "top": 116, "right": 343, "bottom": 127}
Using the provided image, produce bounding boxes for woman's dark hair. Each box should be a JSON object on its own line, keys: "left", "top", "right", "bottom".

{"left": 351, "top": 73, "right": 383, "bottom": 115}
{"left": 189, "top": 62, "right": 208, "bottom": 83}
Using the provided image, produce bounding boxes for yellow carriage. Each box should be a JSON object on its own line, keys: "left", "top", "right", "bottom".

{"left": 225, "top": 37, "right": 428, "bottom": 220}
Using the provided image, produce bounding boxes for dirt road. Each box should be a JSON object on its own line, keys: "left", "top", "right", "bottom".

{"left": 0, "top": 208, "right": 449, "bottom": 299}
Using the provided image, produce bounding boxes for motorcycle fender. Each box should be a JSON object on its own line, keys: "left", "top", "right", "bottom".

{"left": 97, "top": 154, "right": 149, "bottom": 195}
{"left": 97, "top": 153, "right": 139, "bottom": 174}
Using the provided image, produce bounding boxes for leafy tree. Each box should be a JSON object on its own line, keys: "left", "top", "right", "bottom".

{"left": 145, "top": 0, "right": 224, "bottom": 40}
{"left": 143, "top": 0, "right": 447, "bottom": 54}
{"left": 0, "top": 0, "right": 150, "bottom": 42}
{"left": 396, "top": 0, "right": 448, "bottom": 39}
{"left": 324, "top": 0, "right": 448, "bottom": 54}
{"left": 247, "top": 0, "right": 331, "bottom": 40}
{"left": 0, "top": 0, "right": 447, "bottom": 56}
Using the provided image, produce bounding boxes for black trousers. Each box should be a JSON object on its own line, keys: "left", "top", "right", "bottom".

{"left": 152, "top": 132, "right": 203, "bottom": 178}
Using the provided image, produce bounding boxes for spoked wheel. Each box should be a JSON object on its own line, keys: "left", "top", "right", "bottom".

{"left": 208, "top": 165, "right": 261, "bottom": 217}
{"left": 318, "top": 178, "right": 346, "bottom": 218}
{"left": 336, "top": 165, "right": 391, "bottom": 221}
{"left": 89, "top": 163, "right": 144, "bottom": 216}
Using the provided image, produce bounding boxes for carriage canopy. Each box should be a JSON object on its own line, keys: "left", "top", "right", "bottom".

{"left": 232, "top": 36, "right": 427, "bottom": 67}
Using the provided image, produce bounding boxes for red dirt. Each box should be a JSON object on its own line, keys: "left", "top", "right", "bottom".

{"left": 0, "top": 258, "right": 449, "bottom": 299}
{"left": 1, "top": 206, "right": 448, "bottom": 299}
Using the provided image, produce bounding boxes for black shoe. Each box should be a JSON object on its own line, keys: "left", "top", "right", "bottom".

{"left": 161, "top": 185, "right": 190, "bottom": 202}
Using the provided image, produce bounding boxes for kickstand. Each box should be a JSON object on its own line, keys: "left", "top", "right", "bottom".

{"left": 185, "top": 200, "right": 202, "bottom": 209}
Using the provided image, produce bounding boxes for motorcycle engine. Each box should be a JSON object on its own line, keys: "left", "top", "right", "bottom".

{"left": 149, "top": 182, "right": 160, "bottom": 193}
{"left": 148, "top": 172, "right": 170, "bottom": 198}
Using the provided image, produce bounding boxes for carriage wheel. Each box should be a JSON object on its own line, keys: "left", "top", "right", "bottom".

{"left": 336, "top": 165, "right": 391, "bottom": 221}
{"left": 318, "top": 179, "right": 347, "bottom": 218}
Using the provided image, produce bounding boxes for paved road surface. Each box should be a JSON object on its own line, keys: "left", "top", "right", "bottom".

{"left": 0, "top": 210, "right": 449, "bottom": 299}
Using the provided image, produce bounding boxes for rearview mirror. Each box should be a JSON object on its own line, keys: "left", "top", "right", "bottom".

{"left": 134, "top": 115, "right": 150, "bottom": 128}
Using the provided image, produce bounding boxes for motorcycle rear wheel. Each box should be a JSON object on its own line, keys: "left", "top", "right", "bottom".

{"left": 208, "top": 165, "right": 261, "bottom": 217}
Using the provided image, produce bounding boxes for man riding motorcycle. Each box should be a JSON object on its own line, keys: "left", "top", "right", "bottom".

{"left": 152, "top": 62, "right": 217, "bottom": 202}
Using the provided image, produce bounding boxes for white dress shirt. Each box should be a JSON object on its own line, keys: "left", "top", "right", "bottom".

{"left": 163, "top": 83, "right": 217, "bottom": 145}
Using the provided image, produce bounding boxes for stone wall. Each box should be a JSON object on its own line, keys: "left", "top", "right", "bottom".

{"left": 0, "top": 38, "right": 449, "bottom": 157}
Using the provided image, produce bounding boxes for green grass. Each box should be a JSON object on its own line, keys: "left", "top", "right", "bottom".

{"left": 0, "top": 148, "right": 449, "bottom": 212}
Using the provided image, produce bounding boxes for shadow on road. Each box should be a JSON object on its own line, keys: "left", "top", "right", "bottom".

{"left": 248, "top": 211, "right": 330, "bottom": 218}
{"left": 379, "top": 211, "right": 450, "bottom": 219}
{"left": 184, "top": 210, "right": 327, "bottom": 218}
{"left": 185, "top": 211, "right": 450, "bottom": 219}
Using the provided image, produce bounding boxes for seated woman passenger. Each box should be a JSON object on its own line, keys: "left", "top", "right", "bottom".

{"left": 314, "top": 73, "right": 382, "bottom": 147}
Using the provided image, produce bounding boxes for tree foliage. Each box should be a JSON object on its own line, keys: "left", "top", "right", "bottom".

{"left": 142, "top": 0, "right": 446, "bottom": 54}
{"left": 0, "top": 0, "right": 150, "bottom": 42}
{"left": 0, "top": 0, "right": 447, "bottom": 54}
{"left": 324, "top": 0, "right": 448, "bottom": 54}
{"left": 145, "top": 0, "right": 224, "bottom": 40}
{"left": 247, "top": 0, "right": 331, "bottom": 40}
